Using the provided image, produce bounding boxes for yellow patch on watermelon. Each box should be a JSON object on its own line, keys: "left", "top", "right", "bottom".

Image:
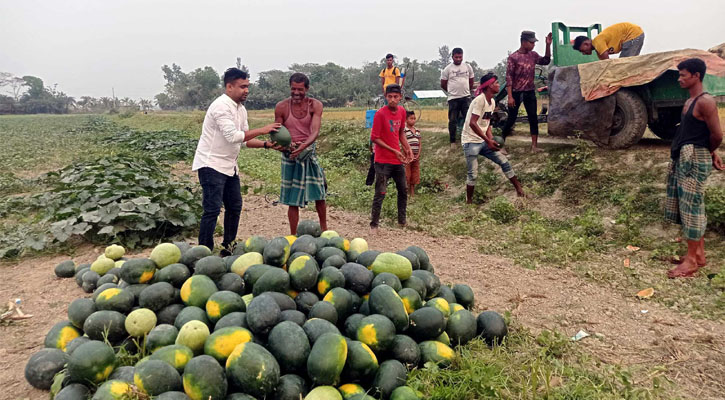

{"left": 175, "top": 350, "right": 191, "bottom": 368}
{"left": 206, "top": 300, "right": 221, "bottom": 318}
{"left": 339, "top": 383, "right": 364, "bottom": 396}
{"left": 317, "top": 279, "right": 330, "bottom": 295}
{"left": 210, "top": 330, "right": 252, "bottom": 360}
{"left": 97, "top": 288, "right": 121, "bottom": 301}
{"left": 134, "top": 373, "right": 146, "bottom": 394}
{"left": 361, "top": 342, "right": 378, "bottom": 364}
{"left": 287, "top": 289, "right": 299, "bottom": 298}
{"left": 362, "top": 294, "right": 370, "bottom": 301}
{"left": 183, "top": 375, "right": 202, "bottom": 400}
{"left": 343, "top": 239, "right": 350, "bottom": 252}
{"left": 96, "top": 365, "right": 114, "bottom": 382}
{"left": 109, "top": 381, "right": 130, "bottom": 396}
{"left": 401, "top": 297, "right": 414, "bottom": 314}
{"left": 180, "top": 279, "right": 192, "bottom": 302}
{"left": 138, "top": 270, "right": 154, "bottom": 284}
{"left": 225, "top": 342, "right": 247, "bottom": 368}
{"left": 435, "top": 341, "right": 455, "bottom": 360}
{"left": 288, "top": 256, "right": 310, "bottom": 273}
{"left": 359, "top": 324, "right": 378, "bottom": 346}
{"left": 323, "top": 290, "right": 335, "bottom": 304}
{"left": 58, "top": 326, "right": 81, "bottom": 351}
{"left": 285, "top": 235, "right": 297, "bottom": 245}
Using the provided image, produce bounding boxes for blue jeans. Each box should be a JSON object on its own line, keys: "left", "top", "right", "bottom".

{"left": 463, "top": 142, "right": 515, "bottom": 185}
{"left": 197, "top": 167, "right": 242, "bottom": 250}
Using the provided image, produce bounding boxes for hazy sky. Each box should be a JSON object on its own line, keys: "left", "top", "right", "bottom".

{"left": 1, "top": 0, "right": 724, "bottom": 100}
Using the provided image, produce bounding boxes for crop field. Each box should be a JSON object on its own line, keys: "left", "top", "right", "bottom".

{"left": 1, "top": 110, "right": 724, "bottom": 400}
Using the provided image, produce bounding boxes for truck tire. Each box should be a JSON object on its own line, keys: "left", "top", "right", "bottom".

{"left": 648, "top": 107, "right": 682, "bottom": 141}
{"left": 601, "top": 89, "right": 647, "bottom": 149}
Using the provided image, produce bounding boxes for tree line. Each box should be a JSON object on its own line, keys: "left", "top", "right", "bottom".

{"left": 0, "top": 47, "right": 508, "bottom": 114}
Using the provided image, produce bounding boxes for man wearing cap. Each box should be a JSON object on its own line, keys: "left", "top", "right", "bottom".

{"left": 573, "top": 22, "right": 644, "bottom": 60}
{"left": 379, "top": 54, "right": 401, "bottom": 96}
{"left": 502, "top": 31, "right": 552, "bottom": 153}
{"left": 462, "top": 73, "right": 525, "bottom": 203}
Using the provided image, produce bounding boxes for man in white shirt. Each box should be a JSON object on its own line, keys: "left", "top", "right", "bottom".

{"left": 192, "top": 67, "right": 282, "bottom": 255}
{"left": 462, "top": 72, "right": 525, "bottom": 203}
{"left": 441, "top": 47, "right": 474, "bottom": 149}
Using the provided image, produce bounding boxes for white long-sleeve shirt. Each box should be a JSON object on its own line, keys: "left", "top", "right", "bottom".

{"left": 191, "top": 94, "right": 249, "bottom": 176}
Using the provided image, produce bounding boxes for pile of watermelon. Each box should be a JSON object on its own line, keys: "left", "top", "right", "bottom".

{"left": 26, "top": 220, "right": 508, "bottom": 400}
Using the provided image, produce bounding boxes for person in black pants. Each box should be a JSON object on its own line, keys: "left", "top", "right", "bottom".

{"left": 503, "top": 30, "right": 552, "bottom": 152}
{"left": 440, "top": 47, "right": 474, "bottom": 149}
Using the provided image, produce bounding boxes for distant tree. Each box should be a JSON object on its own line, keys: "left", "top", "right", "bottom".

{"left": 139, "top": 98, "right": 153, "bottom": 111}
{"left": 490, "top": 56, "right": 509, "bottom": 86}
{"left": 156, "top": 64, "right": 221, "bottom": 109}
{"left": 433, "top": 45, "right": 450, "bottom": 70}
{"left": 0, "top": 72, "right": 26, "bottom": 101}
{"left": 236, "top": 57, "right": 250, "bottom": 74}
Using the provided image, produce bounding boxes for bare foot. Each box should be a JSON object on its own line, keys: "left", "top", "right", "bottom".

{"left": 667, "top": 256, "right": 706, "bottom": 267}
{"left": 450, "top": 143, "right": 457, "bottom": 150}
{"left": 667, "top": 259, "right": 699, "bottom": 278}
{"left": 398, "top": 223, "right": 406, "bottom": 229}
{"left": 369, "top": 226, "right": 378, "bottom": 235}
{"left": 531, "top": 147, "right": 543, "bottom": 153}
{"left": 516, "top": 190, "right": 526, "bottom": 198}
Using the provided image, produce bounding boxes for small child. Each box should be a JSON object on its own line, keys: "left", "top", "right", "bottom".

{"left": 403, "top": 111, "right": 421, "bottom": 198}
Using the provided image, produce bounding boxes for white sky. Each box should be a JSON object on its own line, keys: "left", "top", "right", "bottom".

{"left": 1, "top": 0, "right": 723, "bottom": 100}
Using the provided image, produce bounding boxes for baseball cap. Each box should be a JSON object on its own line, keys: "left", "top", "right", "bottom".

{"left": 521, "top": 31, "right": 538, "bottom": 42}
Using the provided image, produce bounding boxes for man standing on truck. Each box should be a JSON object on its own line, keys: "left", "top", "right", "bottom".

{"left": 502, "top": 30, "right": 552, "bottom": 153}
{"left": 665, "top": 58, "right": 724, "bottom": 278}
{"left": 380, "top": 54, "right": 401, "bottom": 97}
{"left": 573, "top": 22, "right": 645, "bottom": 60}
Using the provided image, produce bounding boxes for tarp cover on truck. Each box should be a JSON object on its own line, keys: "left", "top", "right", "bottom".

{"left": 577, "top": 48, "right": 725, "bottom": 101}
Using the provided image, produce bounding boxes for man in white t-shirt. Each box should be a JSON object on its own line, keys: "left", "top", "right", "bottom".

{"left": 440, "top": 47, "right": 474, "bottom": 149}
{"left": 462, "top": 72, "right": 525, "bottom": 203}
{"left": 192, "top": 68, "right": 283, "bottom": 255}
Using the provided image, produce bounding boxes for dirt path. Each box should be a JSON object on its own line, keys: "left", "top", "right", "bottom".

{"left": 2, "top": 196, "right": 723, "bottom": 399}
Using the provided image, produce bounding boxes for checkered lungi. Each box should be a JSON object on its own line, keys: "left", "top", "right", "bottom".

{"left": 664, "top": 144, "right": 712, "bottom": 241}
{"left": 280, "top": 143, "right": 326, "bottom": 207}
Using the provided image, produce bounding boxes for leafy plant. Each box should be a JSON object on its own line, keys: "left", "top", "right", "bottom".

{"left": 99, "top": 128, "right": 198, "bottom": 162}
{"left": 487, "top": 196, "right": 519, "bottom": 224}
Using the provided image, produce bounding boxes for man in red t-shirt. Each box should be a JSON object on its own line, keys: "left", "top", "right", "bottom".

{"left": 370, "top": 84, "right": 414, "bottom": 231}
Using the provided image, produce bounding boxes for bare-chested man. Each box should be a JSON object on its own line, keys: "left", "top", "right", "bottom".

{"left": 274, "top": 73, "right": 327, "bottom": 235}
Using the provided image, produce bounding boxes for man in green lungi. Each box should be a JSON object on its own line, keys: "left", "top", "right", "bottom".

{"left": 274, "top": 73, "right": 327, "bottom": 235}
{"left": 665, "top": 58, "right": 723, "bottom": 278}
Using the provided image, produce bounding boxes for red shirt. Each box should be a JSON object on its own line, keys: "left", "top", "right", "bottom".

{"left": 506, "top": 50, "right": 550, "bottom": 92}
{"left": 371, "top": 105, "right": 406, "bottom": 164}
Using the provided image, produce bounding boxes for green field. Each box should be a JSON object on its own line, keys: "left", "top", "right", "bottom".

{"left": 2, "top": 110, "right": 724, "bottom": 399}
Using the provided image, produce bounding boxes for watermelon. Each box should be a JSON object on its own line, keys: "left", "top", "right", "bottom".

{"left": 356, "top": 250, "right": 380, "bottom": 269}
{"left": 206, "top": 290, "right": 245, "bottom": 323}
{"left": 180, "top": 275, "right": 218, "bottom": 308}
{"left": 328, "top": 236, "right": 350, "bottom": 253}
{"left": 356, "top": 314, "right": 395, "bottom": 352}
{"left": 289, "top": 255, "right": 320, "bottom": 291}
{"left": 54, "top": 260, "right": 76, "bottom": 278}
{"left": 419, "top": 340, "right": 456, "bottom": 367}
{"left": 317, "top": 266, "right": 345, "bottom": 296}
{"left": 347, "top": 238, "right": 369, "bottom": 261}
{"left": 452, "top": 284, "right": 475, "bottom": 309}
{"left": 371, "top": 359, "right": 407, "bottom": 399}
{"left": 446, "top": 309, "right": 477, "bottom": 346}
{"left": 180, "top": 245, "right": 212, "bottom": 268}
{"left": 83, "top": 310, "right": 127, "bottom": 343}
{"left": 306, "top": 386, "right": 343, "bottom": 400}
{"left": 225, "top": 342, "right": 280, "bottom": 397}
{"left": 436, "top": 330, "right": 451, "bottom": 346}
{"left": 396, "top": 250, "right": 420, "bottom": 271}
{"left": 390, "top": 386, "right": 420, "bottom": 400}
{"left": 216, "top": 272, "right": 245, "bottom": 294}
{"left": 267, "top": 321, "right": 311, "bottom": 372}
{"left": 297, "top": 220, "right": 322, "bottom": 237}
{"left": 176, "top": 320, "right": 210, "bottom": 355}
{"left": 339, "top": 383, "right": 365, "bottom": 398}
{"left": 323, "top": 287, "right": 353, "bottom": 320}
{"left": 134, "top": 359, "right": 182, "bottom": 395}
{"left": 295, "top": 291, "right": 319, "bottom": 314}
{"left": 398, "top": 288, "right": 423, "bottom": 314}
{"left": 438, "top": 285, "right": 457, "bottom": 305}
{"left": 243, "top": 236, "right": 268, "bottom": 254}
{"left": 263, "top": 237, "right": 291, "bottom": 267}
{"left": 271, "top": 125, "right": 292, "bottom": 147}
{"left": 24, "top": 348, "right": 68, "bottom": 389}
{"left": 405, "top": 246, "right": 432, "bottom": 271}
{"left": 97, "top": 274, "right": 119, "bottom": 286}
{"left": 407, "top": 307, "right": 445, "bottom": 341}
{"left": 119, "top": 258, "right": 156, "bottom": 284}
{"left": 309, "top": 301, "right": 339, "bottom": 324}
{"left": 150, "top": 344, "right": 193, "bottom": 373}
{"left": 242, "top": 264, "right": 274, "bottom": 290}
{"left": 340, "top": 262, "right": 373, "bottom": 295}
{"left": 95, "top": 288, "right": 134, "bottom": 314}
{"left": 410, "top": 270, "right": 440, "bottom": 299}
{"left": 55, "top": 384, "right": 90, "bottom": 400}
{"left": 204, "top": 326, "right": 253, "bottom": 363}
{"left": 343, "top": 313, "right": 365, "bottom": 339}
{"left": 93, "top": 379, "right": 131, "bottom": 399}
{"left": 246, "top": 293, "right": 281, "bottom": 335}
{"left": 67, "top": 340, "right": 116, "bottom": 384}
{"left": 368, "top": 285, "right": 409, "bottom": 331}
{"left": 307, "top": 333, "right": 348, "bottom": 386}
{"left": 124, "top": 308, "right": 157, "bottom": 337}
{"left": 81, "top": 270, "right": 100, "bottom": 292}
{"left": 44, "top": 320, "right": 82, "bottom": 351}
{"left": 174, "top": 306, "right": 210, "bottom": 330}
{"left": 65, "top": 336, "right": 91, "bottom": 355}
{"left": 371, "top": 253, "right": 412, "bottom": 280}
{"left": 316, "top": 247, "right": 346, "bottom": 265}
{"left": 320, "top": 230, "right": 339, "bottom": 239}
{"left": 230, "top": 251, "right": 263, "bottom": 277}
{"left": 281, "top": 309, "right": 307, "bottom": 326}
{"left": 401, "top": 275, "right": 427, "bottom": 299}
{"left": 290, "top": 234, "right": 318, "bottom": 255}
{"left": 493, "top": 135, "right": 505, "bottom": 146}
{"left": 342, "top": 340, "right": 378, "bottom": 382}
{"left": 252, "top": 267, "right": 291, "bottom": 296}
{"left": 139, "top": 282, "right": 176, "bottom": 311}
{"left": 424, "top": 297, "right": 451, "bottom": 318}
{"left": 91, "top": 256, "right": 116, "bottom": 275}
{"left": 213, "top": 311, "right": 248, "bottom": 331}
{"left": 194, "top": 256, "right": 227, "bottom": 281}
{"left": 322, "top": 255, "right": 346, "bottom": 269}
{"left": 371, "top": 272, "right": 402, "bottom": 292}
{"left": 150, "top": 242, "right": 182, "bottom": 268}
{"left": 303, "top": 318, "right": 341, "bottom": 344}
{"left": 276, "top": 374, "right": 308, "bottom": 399}
{"left": 108, "top": 365, "right": 135, "bottom": 382}
{"left": 389, "top": 334, "right": 420, "bottom": 367}
{"left": 182, "top": 355, "right": 228, "bottom": 400}
{"left": 476, "top": 310, "right": 508, "bottom": 346}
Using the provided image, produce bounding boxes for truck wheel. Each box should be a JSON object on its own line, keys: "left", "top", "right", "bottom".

{"left": 602, "top": 89, "right": 647, "bottom": 149}
{"left": 648, "top": 107, "right": 682, "bottom": 140}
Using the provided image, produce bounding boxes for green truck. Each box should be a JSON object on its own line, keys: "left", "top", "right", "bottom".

{"left": 499, "top": 22, "right": 725, "bottom": 149}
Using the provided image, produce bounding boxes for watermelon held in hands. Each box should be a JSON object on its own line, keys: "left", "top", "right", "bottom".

{"left": 492, "top": 135, "right": 505, "bottom": 147}
{"left": 271, "top": 126, "right": 292, "bottom": 148}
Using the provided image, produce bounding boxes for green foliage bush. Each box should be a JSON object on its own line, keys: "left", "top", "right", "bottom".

{"left": 706, "top": 186, "right": 725, "bottom": 233}
{"left": 487, "top": 196, "right": 519, "bottom": 224}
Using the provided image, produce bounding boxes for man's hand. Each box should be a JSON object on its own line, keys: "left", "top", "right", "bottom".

{"left": 546, "top": 32, "right": 553, "bottom": 46}
{"left": 261, "top": 123, "right": 282, "bottom": 135}
{"left": 507, "top": 97, "right": 515, "bottom": 108}
{"left": 485, "top": 137, "right": 501, "bottom": 151}
{"left": 394, "top": 150, "right": 407, "bottom": 163}
{"left": 288, "top": 142, "right": 308, "bottom": 159}
{"left": 713, "top": 152, "right": 725, "bottom": 170}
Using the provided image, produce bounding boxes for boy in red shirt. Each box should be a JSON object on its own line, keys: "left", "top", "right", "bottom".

{"left": 370, "top": 84, "right": 414, "bottom": 231}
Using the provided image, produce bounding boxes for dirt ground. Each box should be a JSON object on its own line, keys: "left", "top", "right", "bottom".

{"left": 2, "top": 196, "right": 724, "bottom": 400}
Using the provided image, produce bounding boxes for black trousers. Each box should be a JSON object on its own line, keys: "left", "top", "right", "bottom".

{"left": 370, "top": 162, "right": 407, "bottom": 227}
{"left": 197, "top": 167, "right": 242, "bottom": 250}
{"left": 365, "top": 152, "right": 376, "bottom": 186}
{"left": 502, "top": 90, "right": 539, "bottom": 137}
{"left": 447, "top": 97, "right": 470, "bottom": 143}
